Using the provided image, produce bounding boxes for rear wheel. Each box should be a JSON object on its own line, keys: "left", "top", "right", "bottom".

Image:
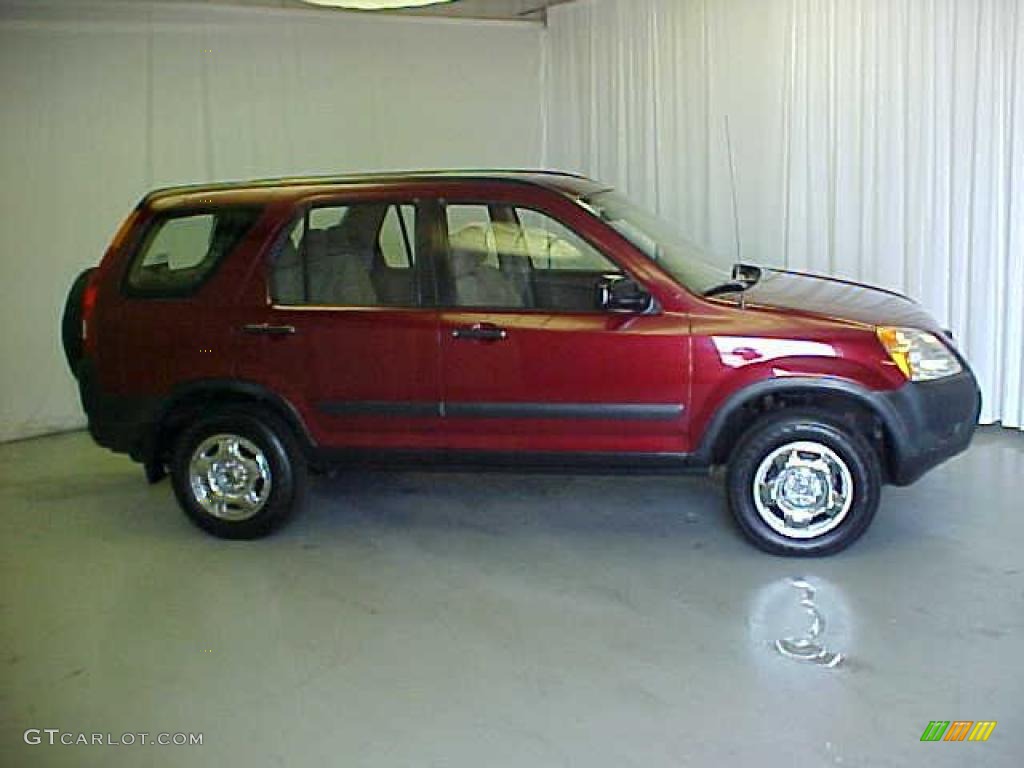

{"left": 170, "top": 407, "right": 306, "bottom": 539}
{"left": 726, "top": 410, "right": 881, "bottom": 556}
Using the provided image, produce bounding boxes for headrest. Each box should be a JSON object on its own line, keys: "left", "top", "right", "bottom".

{"left": 326, "top": 224, "right": 355, "bottom": 252}
{"left": 275, "top": 238, "right": 300, "bottom": 268}
{"left": 304, "top": 229, "right": 328, "bottom": 255}
{"left": 450, "top": 247, "right": 488, "bottom": 278}
{"left": 448, "top": 224, "right": 491, "bottom": 276}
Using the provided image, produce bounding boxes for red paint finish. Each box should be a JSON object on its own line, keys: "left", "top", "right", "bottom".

{"left": 238, "top": 306, "right": 444, "bottom": 449}
{"left": 439, "top": 309, "right": 690, "bottom": 453}
{"left": 83, "top": 171, "right": 952, "bottom": 461}
{"left": 105, "top": 207, "right": 262, "bottom": 396}
{"left": 684, "top": 304, "right": 910, "bottom": 450}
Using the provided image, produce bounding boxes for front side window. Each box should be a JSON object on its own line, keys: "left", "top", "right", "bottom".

{"left": 442, "top": 203, "right": 622, "bottom": 312}
{"left": 126, "top": 207, "right": 262, "bottom": 296}
{"left": 270, "top": 202, "right": 418, "bottom": 307}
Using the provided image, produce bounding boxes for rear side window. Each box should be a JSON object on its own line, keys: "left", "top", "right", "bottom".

{"left": 126, "top": 207, "right": 262, "bottom": 296}
{"left": 269, "top": 202, "right": 418, "bottom": 307}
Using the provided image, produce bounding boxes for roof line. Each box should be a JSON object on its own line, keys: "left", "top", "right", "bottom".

{"left": 145, "top": 169, "right": 593, "bottom": 201}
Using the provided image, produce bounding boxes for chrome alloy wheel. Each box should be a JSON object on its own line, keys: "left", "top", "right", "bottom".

{"left": 188, "top": 434, "right": 271, "bottom": 521}
{"left": 752, "top": 441, "right": 854, "bottom": 540}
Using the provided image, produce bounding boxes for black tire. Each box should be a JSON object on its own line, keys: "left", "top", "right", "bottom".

{"left": 61, "top": 267, "right": 95, "bottom": 377}
{"left": 725, "top": 410, "right": 881, "bottom": 556}
{"left": 170, "top": 406, "right": 307, "bottom": 539}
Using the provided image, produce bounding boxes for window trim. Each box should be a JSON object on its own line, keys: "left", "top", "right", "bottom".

{"left": 266, "top": 199, "right": 429, "bottom": 311}
{"left": 122, "top": 205, "right": 264, "bottom": 300}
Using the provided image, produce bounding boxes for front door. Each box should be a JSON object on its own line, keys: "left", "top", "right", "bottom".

{"left": 435, "top": 199, "right": 690, "bottom": 455}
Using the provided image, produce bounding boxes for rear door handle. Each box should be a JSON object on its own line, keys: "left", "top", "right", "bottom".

{"left": 451, "top": 324, "right": 508, "bottom": 342}
{"left": 242, "top": 323, "right": 296, "bottom": 336}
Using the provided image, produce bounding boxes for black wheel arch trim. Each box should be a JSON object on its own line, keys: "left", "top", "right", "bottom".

{"left": 148, "top": 379, "right": 317, "bottom": 462}
{"left": 694, "top": 376, "right": 906, "bottom": 464}
{"left": 695, "top": 372, "right": 981, "bottom": 486}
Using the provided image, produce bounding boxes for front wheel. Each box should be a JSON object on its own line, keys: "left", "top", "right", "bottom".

{"left": 170, "top": 407, "right": 306, "bottom": 539}
{"left": 726, "top": 411, "right": 881, "bottom": 556}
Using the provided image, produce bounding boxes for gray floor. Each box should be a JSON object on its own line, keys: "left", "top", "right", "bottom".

{"left": 1, "top": 428, "right": 1022, "bottom": 767}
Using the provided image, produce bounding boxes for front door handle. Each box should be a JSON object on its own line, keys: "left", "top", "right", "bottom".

{"left": 242, "top": 323, "right": 296, "bottom": 336}
{"left": 451, "top": 323, "right": 508, "bottom": 342}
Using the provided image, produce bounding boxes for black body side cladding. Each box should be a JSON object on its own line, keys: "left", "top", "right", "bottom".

{"left": 78, "top": 369, "right": 980, "bottom": 485}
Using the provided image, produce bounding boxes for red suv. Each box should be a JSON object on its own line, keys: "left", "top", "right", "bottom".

{"left": 63, "top": 171, "right": 980, "bottom": 555}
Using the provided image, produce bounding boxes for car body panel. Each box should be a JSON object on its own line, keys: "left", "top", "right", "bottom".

{"left": 96, "top": 206, "right": 265, "bottom": 396}
{"left": 685, "top": 303, "right": 911, "bottom": 445}
{"left": 735, "top": 268, "right": 944, "bottom": 333}
{"left": 439, "top": 309, "right": 691, "bottom": 453}
{"left": 69, "top": 170, "right": 980, "bottom": 494}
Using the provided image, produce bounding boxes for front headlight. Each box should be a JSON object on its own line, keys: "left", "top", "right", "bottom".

{"left": 876, "top": 327, "right": 962, "bottom": 382}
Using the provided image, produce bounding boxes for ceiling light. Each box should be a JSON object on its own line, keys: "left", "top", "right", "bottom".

{"left": 302, "top": 0, "right": 458, "bottom": 9}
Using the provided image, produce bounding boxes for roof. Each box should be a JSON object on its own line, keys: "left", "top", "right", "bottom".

{"left": 144, "top": 170, "right": 610, "bottom": 208}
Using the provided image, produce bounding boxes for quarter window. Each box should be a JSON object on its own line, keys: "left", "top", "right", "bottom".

{"left": 126, "top": 208, "right": 262, "bottom": 296}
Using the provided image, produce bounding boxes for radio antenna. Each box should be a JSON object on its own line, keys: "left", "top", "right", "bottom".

{"left": 724, "top": 115, "right": 743, "bottom": 269}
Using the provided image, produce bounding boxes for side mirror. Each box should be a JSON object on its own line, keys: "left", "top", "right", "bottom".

{"left": 597, "top": 275, "right": 654, "bottom": 313}
{"left": 732, "top": 263, "right": 762, "bottom": 283}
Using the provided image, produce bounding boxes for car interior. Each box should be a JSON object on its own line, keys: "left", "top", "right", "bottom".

{"left": 269, "top": 201, "right": 619, "bottom": 312}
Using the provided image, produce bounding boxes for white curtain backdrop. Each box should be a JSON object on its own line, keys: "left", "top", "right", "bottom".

{"left": 545, "top": 0, "right": 1024, "bottom": 428}
{"left": 3, "top": 0, "right": 1022, "bottom": 441}
{"left": 0, "top": 0, "right": 543, "bottom": 442}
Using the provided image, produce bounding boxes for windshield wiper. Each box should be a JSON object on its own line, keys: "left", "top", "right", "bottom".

{"left": 731, "top": 263, "right": 762, "bottom": 284}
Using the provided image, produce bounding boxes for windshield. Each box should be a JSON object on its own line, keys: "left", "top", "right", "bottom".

{"left": 582, "top": 190, "right": 731, "bottom": 295}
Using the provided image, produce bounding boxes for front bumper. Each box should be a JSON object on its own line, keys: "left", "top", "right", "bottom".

{"left": 873, "top": 370, "right": 982, "bottom": 486}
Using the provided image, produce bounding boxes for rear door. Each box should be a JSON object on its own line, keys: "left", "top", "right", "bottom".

{"left": 237, "top": 197, "right": 444, "bottom": 451}
{"left": 435, "top": 194, "right": 691, "bottom": 455}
